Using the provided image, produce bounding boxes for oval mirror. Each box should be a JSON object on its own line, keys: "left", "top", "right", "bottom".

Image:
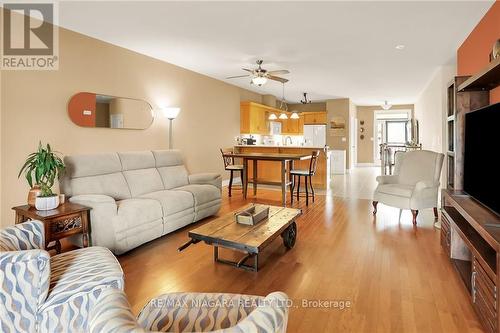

{"left": 68, "top": 92, "right": 153, "bottom": 129}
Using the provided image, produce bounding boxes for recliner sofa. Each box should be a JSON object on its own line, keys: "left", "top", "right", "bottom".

{"left": 60, "top": 150, "right": 222, "bottom": 254}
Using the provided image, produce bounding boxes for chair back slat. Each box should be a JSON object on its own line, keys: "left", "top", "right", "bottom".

{"left": 220, "top": 148, "right": 235, "bottom": 169}
{"left": 309, "top": 151, "right": 320, "bottom": 175}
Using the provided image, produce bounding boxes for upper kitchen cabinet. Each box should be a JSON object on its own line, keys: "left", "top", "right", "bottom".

{"left": 240, "top": 101, "right": 272, "bottom": 134}
{"left": 303, "top": 111, "right": 327, "bottom": 124}
{"left": 281, "top": 115, "right": 304, "bottom": 135}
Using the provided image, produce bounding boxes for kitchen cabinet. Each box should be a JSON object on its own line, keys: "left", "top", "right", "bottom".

{"left": 240, "top": 102, "right": 271, "bottom": 135}
{"left": 281, "top": 115, "right": 304, "bottom": 135}
{"left": 303, "top": 111, "right": 327, "bottom": 124}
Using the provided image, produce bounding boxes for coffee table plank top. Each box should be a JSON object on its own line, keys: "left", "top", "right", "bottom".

{"left": 189, "top": 205, "right": 301, "bottom": 253}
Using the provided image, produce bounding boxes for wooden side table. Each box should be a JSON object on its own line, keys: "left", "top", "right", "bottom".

{"left": 12, "top": 203, "right": 91, "bottom": 254}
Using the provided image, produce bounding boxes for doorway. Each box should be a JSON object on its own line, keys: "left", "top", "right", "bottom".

{"left": 373, "top": 110, "right": 411, "bottom": 165}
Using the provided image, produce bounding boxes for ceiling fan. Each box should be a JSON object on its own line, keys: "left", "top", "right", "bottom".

{"left": 226, "top": 60, "right": 289, "bottom": 86}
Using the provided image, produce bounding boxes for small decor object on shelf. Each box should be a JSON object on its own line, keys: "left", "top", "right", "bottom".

{"left": 18, "top": 142, "right": 65, "bottom": 210}
{"left": 235, "top": 204, "right": 270, "bottom": 226}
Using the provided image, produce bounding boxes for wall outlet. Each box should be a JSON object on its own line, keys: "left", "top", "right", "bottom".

{"left": 341, "top": 137, "right": 347, "bottom": 142}
{"left": 83, "top": 110, "right": 92, "bottom": 116}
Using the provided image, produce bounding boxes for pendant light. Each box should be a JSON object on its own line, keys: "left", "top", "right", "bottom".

{"left": 278, "top": 82, "right": 288, "bottom": 119}
{"left": 268, "top": 113, "right": 278, "bottom": 120}
{"left": 290, "top": 112, "right": 300, "bottom": 119}
{"left": 381, "top": 100, "right": 392, "bottom": 110}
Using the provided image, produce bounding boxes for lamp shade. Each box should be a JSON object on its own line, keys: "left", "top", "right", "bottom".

{"left": 161, "top": 107, "right": 181, "bottom": 119}
{"left": 251, "top": 76, "right": 268, "bottom": 86}
{"left": 290, "top": 112, "right": 300, "bottom": 119}
{"left": 279, "top": 113, "right": 288, "bottom": 120}
{"left": 268, "top": 113, "right": 278, "bottom": 120}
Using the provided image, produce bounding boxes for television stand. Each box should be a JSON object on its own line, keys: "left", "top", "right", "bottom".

{"left": 441, "top": 189, "right": 500, "bottom": 333}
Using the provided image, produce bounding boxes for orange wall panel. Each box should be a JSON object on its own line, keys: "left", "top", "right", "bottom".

{"left": 457, "top": 1, "right": 500, "bottom": 103}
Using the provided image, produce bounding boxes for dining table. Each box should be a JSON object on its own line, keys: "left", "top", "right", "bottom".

{"left": 223, "top": 151, "right": 312, "bottom": 206}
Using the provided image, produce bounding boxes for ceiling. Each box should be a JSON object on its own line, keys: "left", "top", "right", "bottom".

{"left": 58, "top": 1, "right": 493, "bottom": 105}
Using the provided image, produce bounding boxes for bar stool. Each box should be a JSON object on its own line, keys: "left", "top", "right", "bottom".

{"left": 220, "top": 148, "right": 244, "bottom": 197}
{"left": 290, "top": 150, "right": 320, "bottom": 205}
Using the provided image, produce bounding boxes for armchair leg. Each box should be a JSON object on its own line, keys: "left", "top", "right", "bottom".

{"left": 411, "top": 210, "right": 418, "bottom": 225}
{"left": 372, "top": 201, "right": 378, "bottom": 215}
{"left": 433, "top": 207, "right": 438, "bottom": 219}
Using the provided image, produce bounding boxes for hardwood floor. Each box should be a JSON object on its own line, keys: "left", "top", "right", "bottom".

{"left": 119, "top": 189, "right": 484, "bottom": 332}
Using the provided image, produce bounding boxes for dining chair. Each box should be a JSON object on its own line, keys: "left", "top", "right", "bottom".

{"left": 290, "top": 150, "right": 320, "bottom": 206}
{"left": 220, "top": 148, "right": 244, "bottom": 197}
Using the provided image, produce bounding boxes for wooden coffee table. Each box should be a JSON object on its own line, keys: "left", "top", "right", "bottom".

{"left": 179, "top": 205, "right": 302, "bottom": 271}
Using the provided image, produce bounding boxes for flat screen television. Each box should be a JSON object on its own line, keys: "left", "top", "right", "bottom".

{"left": 464, "top": 102, "right": 500, "bottom": 216}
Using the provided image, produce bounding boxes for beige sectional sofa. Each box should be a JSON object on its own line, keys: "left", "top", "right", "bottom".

{"left": 60, "top": 150, "right": 221, "bottom": 254}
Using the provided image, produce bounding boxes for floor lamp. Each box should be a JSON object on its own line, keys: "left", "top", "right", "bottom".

{"left": 161, "top": 107, "right": 181, "bottom": 149}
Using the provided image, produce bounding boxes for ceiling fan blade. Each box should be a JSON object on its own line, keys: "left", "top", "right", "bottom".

{"left": 268, "top": 75, "right": 289, "bottom": 83}
{"left": 267, "top": 70, "right": 290, "bottom": 75}
{"left": 242, "top": 68, "right": 254, "bottom": 73}
{"left": 226, "top": 75, "right": 251, "bottom": 79}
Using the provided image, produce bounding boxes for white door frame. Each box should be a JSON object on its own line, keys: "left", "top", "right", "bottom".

{"left": 350, "top": 116, "right": 358, "bottom": 168}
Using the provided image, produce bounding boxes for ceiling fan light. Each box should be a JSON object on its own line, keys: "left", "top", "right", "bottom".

{"left": 279, "top": 113, "right": 288, "bottom": 120}
{"left": 269, "top": 113, "right": 278, "bottom": 120}
{"left": 290, "top": 112, "right": 300, "bottom": 119}
{"left": 251, "top": 76, "right": 268, "bottom": 86}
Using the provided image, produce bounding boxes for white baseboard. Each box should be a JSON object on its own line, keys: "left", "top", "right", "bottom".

{"left": 222, "top": 177, "right": 242, "bottom": 187}
{"left": 356, "top": 163, "right": 376, "bottom": 167}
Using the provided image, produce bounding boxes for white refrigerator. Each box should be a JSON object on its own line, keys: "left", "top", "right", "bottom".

{"left": 303, "top": 124, "right": 326, "bottom": 147}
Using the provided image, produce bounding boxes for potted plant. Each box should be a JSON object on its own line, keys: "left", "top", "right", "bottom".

{"left": 18, "top": 142, "right": 65, "bottom": 210}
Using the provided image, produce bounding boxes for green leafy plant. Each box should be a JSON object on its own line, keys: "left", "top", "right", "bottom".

{"left": 18, "top": 142, "right": 65, "bottom": 197}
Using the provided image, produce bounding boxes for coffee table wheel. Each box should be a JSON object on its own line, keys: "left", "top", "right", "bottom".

{"left": 282, "top": 222, "right": 297, "bottom": 249}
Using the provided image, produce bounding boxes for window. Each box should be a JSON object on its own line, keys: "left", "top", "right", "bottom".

{"left": 385, "top": 121, "right": 407, "bottom": 143}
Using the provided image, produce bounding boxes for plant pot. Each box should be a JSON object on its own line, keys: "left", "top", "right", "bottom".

{"left": 35, "top": 195, "right": 60, "bottom": 211}
{"left": 27, "top": 185, "right": 42, "bottom": 207}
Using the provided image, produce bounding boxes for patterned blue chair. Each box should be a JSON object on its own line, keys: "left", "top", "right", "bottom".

{"left": 0, "top": 220, "right": 124, "bottom": 333}
{"left": 89, "top": 288, "right": 289, "bottom": 333}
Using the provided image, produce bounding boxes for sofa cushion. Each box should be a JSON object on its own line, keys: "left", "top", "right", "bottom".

{"left": 376, "top": 184, "right": 414, "bottom": 198}
{"left": 153, "top": 150, "right": 184, "bottom": 167}
{"left": 61, "top": 153, "right": 131, "bottom": 199}
{"left": 122, "top": 168, "right": 164, "bottom": 197}
{"left": 157, "top": 165, "right": 189, "bottom": 189}
{"left": 118, "top": 151, "right": 156, "bottom": 171}
{"left": 114, "top": 198, "right": 163, "bottom": 234}
{"left": 175, "top": 184, "right": 221, "bottom": 206}
{"left": 140, "top": 190, "right": 195, "bottom": 216}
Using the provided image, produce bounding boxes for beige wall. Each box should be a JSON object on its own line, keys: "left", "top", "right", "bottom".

{"left": 288, "top": 102, "right": 326, "bottom": 113}
{"left": 0, "top": 26, "right": 262, "bottom": 227}
{"left": 326, "top": 98, "right": 351, "bottom": 169}
{"left": 414, "top": 62, "right": 456, "bottom": 186}
{"left": 356, "top": 104, "right": 415, "bottom": 164}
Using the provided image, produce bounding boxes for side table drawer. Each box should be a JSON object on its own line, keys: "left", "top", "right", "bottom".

{"left": 48, "top": 213, "right": 83, "bottom": 239}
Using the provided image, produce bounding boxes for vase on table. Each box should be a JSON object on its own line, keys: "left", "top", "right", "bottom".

{"left": 27, "top": 185, "right": 42, "bottom": 207}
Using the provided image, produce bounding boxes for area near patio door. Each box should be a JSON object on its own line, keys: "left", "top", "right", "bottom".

{"left": 373, "top": 110, "right": 412, "bottom": 165}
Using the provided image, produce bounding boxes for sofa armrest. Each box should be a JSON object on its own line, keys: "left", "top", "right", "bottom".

{"left": 0, "top": 220, "right": 45, "bottom": 251}
{"left": 234, "top": 291, "right": 290, "bottom": 333}
{"left": 69, "top": 195, "right": 118, "bottom": 249}
{"left": 414, "top": 180, "right": 439, "bottom": 191}
{"left": 0, "top": 249, "right": 51, "bottom": 325}
{"left": 89, "top": 288, "right": 145, "bottom": 333}
{"left": 189, "top": 172, "right": 222, "bottom": 190}
{"left": 375, "top": 175, "right": 398, "bottom": 185}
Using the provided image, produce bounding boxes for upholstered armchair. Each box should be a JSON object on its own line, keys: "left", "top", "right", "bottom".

{"left": 373, "top": 150, "right": 444, "bottom": 225}
{"left": 89, "top": 288, "right": 289, "bottom": 333}
{"left": 0, "top": 220, "right": 124, "bottom": 333}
